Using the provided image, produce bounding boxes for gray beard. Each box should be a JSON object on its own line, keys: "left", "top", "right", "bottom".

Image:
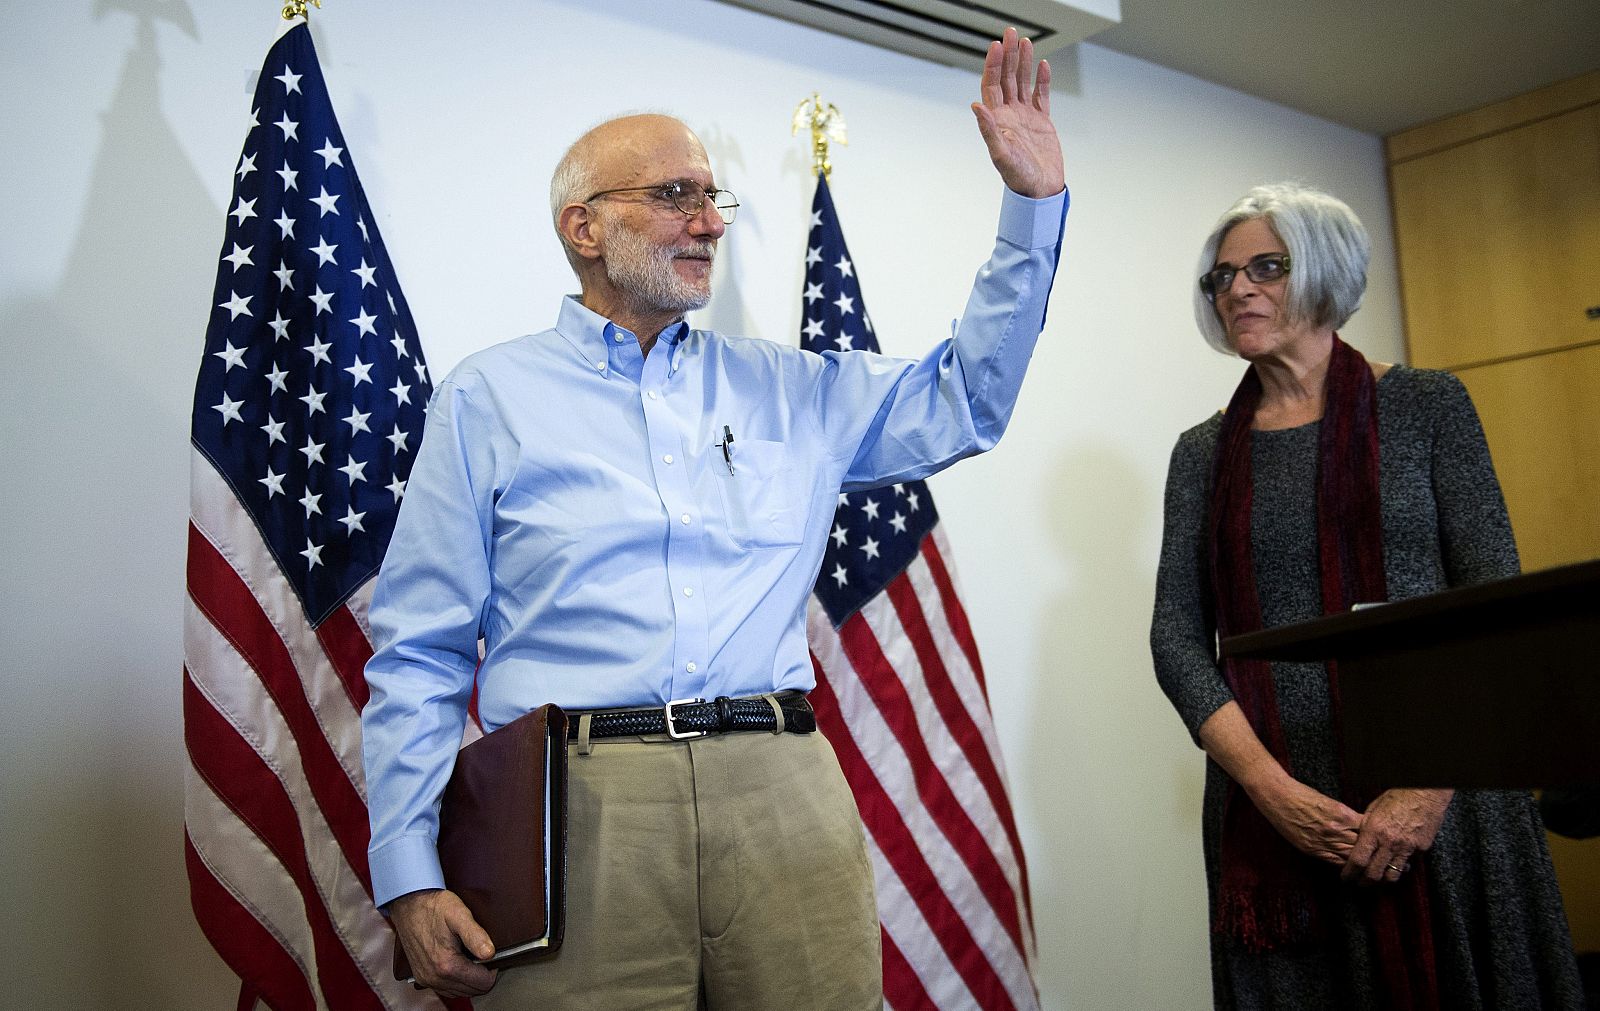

{"left": 603, "top": 227, "right": 714, "bottom": 315}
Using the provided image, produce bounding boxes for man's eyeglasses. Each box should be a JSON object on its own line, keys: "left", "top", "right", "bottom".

{"left": 585, "top": 179, "right": 740, "bottom": 224}
{"left": 1199, "top": 253, "right": 1292, "bottom": 302}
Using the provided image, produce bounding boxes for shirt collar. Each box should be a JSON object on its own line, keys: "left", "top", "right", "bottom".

{"left": 556, "top": 295, "right": 691, "bottom": 376}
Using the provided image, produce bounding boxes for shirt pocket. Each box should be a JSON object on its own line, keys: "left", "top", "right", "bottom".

{"left": 713, "top": 438, "right": 808, "bottom": 548}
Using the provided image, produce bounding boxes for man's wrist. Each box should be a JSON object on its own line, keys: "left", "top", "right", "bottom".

{"left": 997, "top": 186, "right": 1069, "bottom": 250}
{"left": 385, "top": 887, "right": 442, "bottom": 917}
{"left": 370, "top": 832, "right": 448, "bottom": 909}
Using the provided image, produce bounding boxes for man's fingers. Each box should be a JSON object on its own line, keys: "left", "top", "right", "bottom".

{"left": 1014, "top": 36, "right": 1034, "bottom": 101}
{"left": 441, "top": 951, "right": 497, "bottom": 992}
{"left": 980, "top": 41, "right": 1004, "bottom": 107}
{"left": 449, "top": 905, "right": 497, "bottom": 962}
{"left": 999, "top": 27, "right": 1020, "bottom": 102}
{"left": 983, "top": 30, "right": 1043, "bottom": 110}
{"left": 421, "top": 944, "right": 497, "bottom": 996}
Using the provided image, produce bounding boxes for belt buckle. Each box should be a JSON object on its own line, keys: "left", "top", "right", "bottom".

{"left": 664, "top": 697, "right": 708, "bottom": 740}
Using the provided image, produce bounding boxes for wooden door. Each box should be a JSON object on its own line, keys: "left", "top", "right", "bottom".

{"left": 1391, "top": 104, "right": 1600, "bottom": 370}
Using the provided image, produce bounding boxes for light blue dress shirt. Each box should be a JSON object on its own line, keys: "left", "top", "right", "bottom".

{"left": 362, "top": 187, "right": 1068, "bottom": 907}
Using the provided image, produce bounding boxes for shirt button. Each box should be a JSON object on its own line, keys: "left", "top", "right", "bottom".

{"left": 663, "top": 454, "right": 674, "bottom": 465}
{"left": 613, "top": 332, "right": 625, "bottom": 343}
{"left": 686, "top": 661, "right": 698, "bottom": 673}
{"left": 682, "top": 586, "right": 694, "bottom": 598}
{"left": 593, "top": 361, "right": 605, "bottom": 372}
{"left": 680, "top": 513, "right": 691, "bottom": 524}
{"left": 647, "top": 391, "right": 658, "bottom": 400}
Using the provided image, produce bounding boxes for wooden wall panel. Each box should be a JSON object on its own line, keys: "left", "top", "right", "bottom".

{"left": 1391, "top": 105, "right": 1600, "bottom": 370}
{"left": 1456, "top": 344, "right": 1600, "bottom": 574}
{"left": 1387, "top": 69, "right": 1600, "bottom": 163}
{"left": 1548, "top": 832, "right": 1600, "bottom": 952}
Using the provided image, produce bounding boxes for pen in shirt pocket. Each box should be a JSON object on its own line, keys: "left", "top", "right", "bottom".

{"left": 717, "top": 425, "right": 735, "bottom": 476}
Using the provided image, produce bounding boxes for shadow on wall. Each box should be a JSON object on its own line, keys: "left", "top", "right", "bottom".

{"left": 0, "top": 3, "right": 239, "bottom": 1006}
{"left": 693, "top": 122, "right": 759, "bottom": 340}
{"left": 1020, "top": 439, "right": 1207, "bottom": 1007}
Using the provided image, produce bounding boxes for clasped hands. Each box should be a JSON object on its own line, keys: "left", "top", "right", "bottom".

{"left": 1251, "top": 778, "right": 1454, "bottom": 885}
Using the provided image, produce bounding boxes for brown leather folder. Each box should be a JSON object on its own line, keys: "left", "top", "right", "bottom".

{"left": 393, "top": 703, "right": 569, "bottom": 981}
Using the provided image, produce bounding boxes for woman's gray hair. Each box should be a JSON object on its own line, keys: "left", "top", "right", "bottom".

{"left": 1193, "top": 182, "right": 1370, "bottom": 355}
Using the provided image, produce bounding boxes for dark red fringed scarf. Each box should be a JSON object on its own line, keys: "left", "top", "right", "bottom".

{"left": 1208, "top": 336, "right": 1439, "bottom": 1009}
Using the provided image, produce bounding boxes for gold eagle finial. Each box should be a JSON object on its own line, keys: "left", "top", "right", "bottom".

{"left": 792, "top": 93, "right": 847, "bottom": 178}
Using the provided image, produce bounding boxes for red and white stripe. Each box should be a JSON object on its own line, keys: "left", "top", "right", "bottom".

{"left": 184, "top": 449, "right": 467, "bottom": 1011}
{"left": 809, "top": 525, "right": 1039, "bottom": 1011}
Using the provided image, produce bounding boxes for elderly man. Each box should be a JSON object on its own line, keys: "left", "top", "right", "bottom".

{"left": 362, "top": 27, "right": 1066, "bottom": 1008}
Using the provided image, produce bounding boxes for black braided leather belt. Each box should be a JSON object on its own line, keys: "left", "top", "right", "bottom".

{"left": 569, "top": 692, "right": 816, "bottom": 741}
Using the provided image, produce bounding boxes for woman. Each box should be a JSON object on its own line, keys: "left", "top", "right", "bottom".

{"left": 1151, "top": 182, "right": 1585, "bottom": 1009}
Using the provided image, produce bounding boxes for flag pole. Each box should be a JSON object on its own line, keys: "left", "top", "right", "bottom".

{"left": 791, "top": 93, "right": 846, "bottom": 179}
{"left": 794, "top": 90, "right": 1042, "bottom": 1007}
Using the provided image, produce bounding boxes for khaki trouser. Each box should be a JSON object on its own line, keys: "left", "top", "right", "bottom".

{"left": 476, "top": 726, "right": 882, "bottom": 1010}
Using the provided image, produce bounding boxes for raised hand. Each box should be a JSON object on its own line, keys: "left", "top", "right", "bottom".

{"left": 971, "top": 27, "right": 1065, "bottom": 199}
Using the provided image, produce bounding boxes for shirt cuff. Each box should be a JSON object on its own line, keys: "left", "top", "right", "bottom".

{"left": 998, "top": 185, "right": 1070, "bottom": 250}
{"left": 370, "top": 832, "right": 447, "bottom": 911}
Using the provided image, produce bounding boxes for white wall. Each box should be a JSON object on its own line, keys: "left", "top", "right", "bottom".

{"left": 0, "top": 1, "right": 1401, "bottom": 1007}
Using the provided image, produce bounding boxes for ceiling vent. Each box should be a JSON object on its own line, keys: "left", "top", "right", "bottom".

{"left": 718, "top": 0, "right": 1121, "bottom": 70}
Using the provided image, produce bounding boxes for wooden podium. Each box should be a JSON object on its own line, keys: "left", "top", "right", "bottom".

{"left": 1221, "top": 559, "right": 1600, "bottom": 792}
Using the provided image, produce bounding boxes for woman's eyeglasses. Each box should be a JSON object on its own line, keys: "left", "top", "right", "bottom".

{"left": 1199, "top": 253, "right": 1291, "bottom": 302}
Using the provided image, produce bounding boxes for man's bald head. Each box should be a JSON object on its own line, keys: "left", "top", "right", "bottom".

{"left": 549, "top": 114, "right": 709, "bottom": 241}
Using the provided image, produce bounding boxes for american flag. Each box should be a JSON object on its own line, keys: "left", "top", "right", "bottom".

{"left": 183, "top": 24, "right": 459, "bottom": 1011}
{"left": 801, "top": 176, "right": 1040, "bottom": 1010}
